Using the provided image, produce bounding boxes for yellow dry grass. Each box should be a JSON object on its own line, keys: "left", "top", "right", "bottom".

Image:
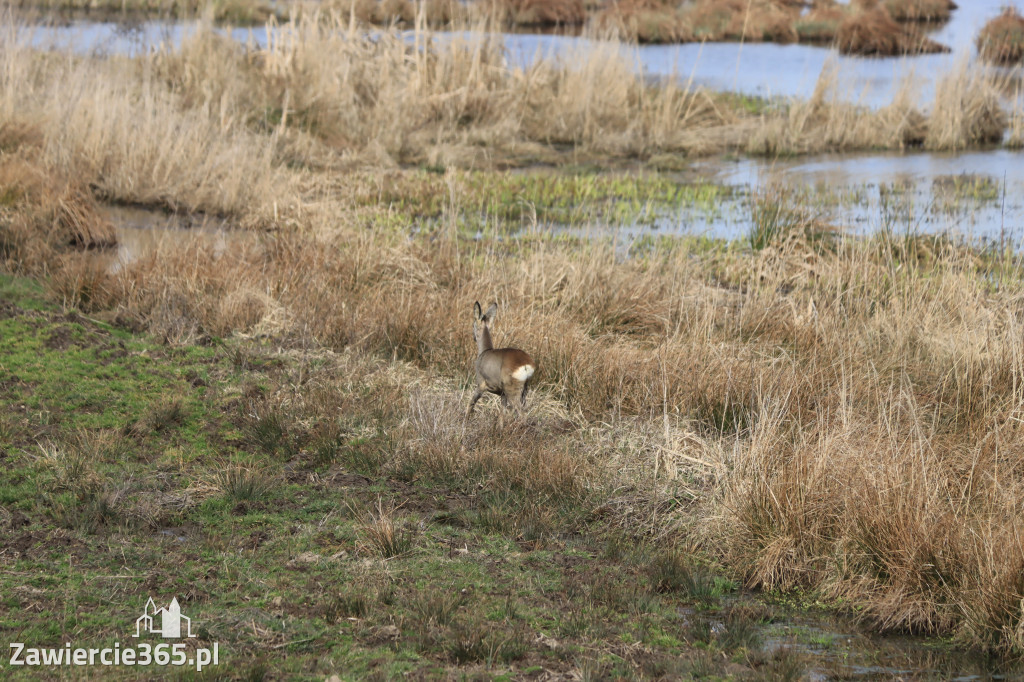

{"left": 47, "top": 190, "right": 1024, "bottom": 653}
{"left": 0, "top": 13, "right": 1013, "bottom": 193}
{"left": 3, "top": 13, "right": 1024, "bottom": 653}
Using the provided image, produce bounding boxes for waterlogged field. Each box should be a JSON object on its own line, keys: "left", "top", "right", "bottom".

{"left": 4, "top": 6, "right": 1024, "bottom": 681}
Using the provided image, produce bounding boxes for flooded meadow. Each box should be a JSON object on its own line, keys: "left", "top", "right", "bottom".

{"left": 4, "top": 1, "right": 1024, "bottom": 679}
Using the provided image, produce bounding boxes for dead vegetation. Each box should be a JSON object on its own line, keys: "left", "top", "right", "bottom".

{"left": 0, "top": 156, "right": 117, "bottom": 270}
{"left": 321, "top": 0, "right": 956, "bottom": 53}
{"left": 977, "top": 6, "right": 1024, "bottom": 66}
{"left": 883, "top": 0, "right": 956, "bottom": 23}
{"left": 0, "top": 14, "right": 1012, "bottom": 204}
{"left": 3, "top": 13, "right": 1024, "bottom": 655}
{"left": 925, "top": 57, "right": 1007, "bottom": 149}
{"left": 835, "top": 3, "right": 948, "bottom": 56}
{"left": 18, "top": 0, "right": 957, "bottom": 53}
{"left": 495, "top": 0, "right": 586, "bottom": 26}
{"left": 11, "top": 175, "right": 1024, "bottom": 654}
{"left": 331, "top": 0, "right": 955, "bottom": 53}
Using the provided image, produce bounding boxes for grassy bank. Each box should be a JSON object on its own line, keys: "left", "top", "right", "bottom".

{"left": 8, "top": 158, "right": 1024, "bottom": 661}
{"left": 2, "top": 272, "right": 793, "bottom": 679}
{"left": 2, "top": 265, "right": 1006, "bottom": 679}
{"left": 4, "top": 9, "right": 1024, "bottom": 672}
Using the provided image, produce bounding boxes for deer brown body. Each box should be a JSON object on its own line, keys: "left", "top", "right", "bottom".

{"left": 467, "top": 302, "right": 535, "bottom": 416}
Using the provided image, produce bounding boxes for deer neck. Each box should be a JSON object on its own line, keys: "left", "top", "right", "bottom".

{"left": 477, "top": 325, "right": 493, "bottom": 355}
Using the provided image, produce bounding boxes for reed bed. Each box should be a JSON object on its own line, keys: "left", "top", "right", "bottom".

{"left": 884, "top": 0, "right": 956, "bottom": 23}
{"left": 14, "top": 0, "right": 951, "bottom": 54}
{"left": 977, "top": 6, "right": 1024, "bottom": 66}
{"left": 835, "top": 3, "right": 948, "bottom": 56}
{"left": 4, "top": 13, "right": 1024, "bottom": 654}
{"left": 0, "top": 13, "right": 1016, "bottom": 206}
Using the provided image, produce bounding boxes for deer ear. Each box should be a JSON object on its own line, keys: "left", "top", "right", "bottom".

{"left": 484, "top": 302, "right": 498, "bottom": 323}
{"left": 473, "top": 301, "right": 482, "bottom": 320}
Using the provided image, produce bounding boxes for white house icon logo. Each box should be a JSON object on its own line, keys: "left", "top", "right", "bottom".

{"left": 133, "top": 597, "right": 195, "bottom": 638}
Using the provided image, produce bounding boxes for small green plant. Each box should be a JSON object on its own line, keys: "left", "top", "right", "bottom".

{"left": 576, "top": 657, "right": 607, "bottom": 682}
{"left": 494, "top": 593, "right": 520, "bottom": 622}
{"left": 322, "top": 592, "right": 369, "bottom": 623}
{"left": 713, "top": 576, "right": 739, "bottom": 596}
{"left": 47, "top": 489, "right": 120, "bottom": 533}
{"left": 142, "top": 399, "right": 186, "bottom": 433}
{"left": 245, "top": 408, "right": 289, "bottom": 456}
{"left": 627, "top": 586, "right": 660, "bottom": 617}
{"left": 311, "top": 428, "right": 345, "bottom": 467}
{"left": 647, "top": 553, "right": 717, "bottom": 605}
{"left": 475, "top": 496, "right": 515, "bottom": 534}
{"left": 761, "top": 647, "right": 807, "bottom": 681}
{"left": 341, "top": 434, "right": 386, "bottom": 474}
{"left": 411, "top": 589, "right": 463, "bottom": 627}
{"left": 688, "top": 616, "right": 713, "bottom": 645}
{"left": 747, "top": 187, "right": 822, "bottom": 251}
{"left": 0, "top": 416, "right": 15, "bottom": 445}
{"left": 215, "top": 465, "right": 274, "bottom": 502}
{"left": 719, "top": 607, "right": 762, "bottom": 651}
{"left": 360, "top": 498, "right": 413, "bottom": 558}
{"left": 559, "top": 608, "right": 592, "bottom": 638}
{"left": 445, "top": 621, "right": 528, "bottom": 666}
{"left": 687, "top": 651, "right": 717, "bottom": 677}
{"left": 241, "top": 660, "right": 270, "bottom": 682}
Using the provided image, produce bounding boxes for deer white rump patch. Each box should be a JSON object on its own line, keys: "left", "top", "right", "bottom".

{"left": 512, "top": 364, "right": 535, "bottom": 382}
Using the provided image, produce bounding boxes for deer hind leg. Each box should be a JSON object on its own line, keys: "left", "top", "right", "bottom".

{"left": 467, "top": 389, "right": 485, "bottom": 416}
{"left": 506, "top": 380, "right": 528, "bottom": 418}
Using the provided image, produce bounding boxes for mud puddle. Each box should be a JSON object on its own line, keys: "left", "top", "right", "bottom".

{"left": 103, "top": 204, "right": 233, "bottom": 272}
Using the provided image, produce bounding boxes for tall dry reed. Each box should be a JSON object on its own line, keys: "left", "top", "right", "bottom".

{"left": 1, "top": 12, "right": 1015, "bottom": 208}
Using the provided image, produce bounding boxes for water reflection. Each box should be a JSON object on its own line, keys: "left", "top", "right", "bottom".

{"left": 104, "top": 205, "right": 230, "bottom": 272}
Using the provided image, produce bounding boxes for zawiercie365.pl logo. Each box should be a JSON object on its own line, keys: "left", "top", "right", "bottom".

{"left": 9, "top": 597, "right": 220, "bottom": 672}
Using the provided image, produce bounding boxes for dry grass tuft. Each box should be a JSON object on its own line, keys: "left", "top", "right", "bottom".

{"left": 884, "top": 0, "right": 956, "bottom": 23}
{"left": 795, "top": 5, "right": 846, "bottom": 43}
{"left": 358, "top": 498, "right": 414, "bottom": 558}
{"left": 0, "top": 156, "right": 116, "bottom": 271}
{"left": 498, "top": 0, "right": 586, "bottom": 26}
{"left": 1008, "top": 99, "right": 1024, "bottom": 148}
{"left": 836, "top": 4, "right": 949, "bottom": 55}
{"left": 746, "top": 65, "right": 928, "bottom": 154}
{"left": 715, "top": 0, "right": 799, "bottom": 44}
{"left": 977, "top": 6, "right": 1024, "bottom": 66}
{"left": 925, "top": 58, "right": 1007, "bottom": 150}
{"left": 214, "top": 464, "right": 276, "bottom": 502}
{"left": 597, "top": 0, "right": 691, "bottom": 44}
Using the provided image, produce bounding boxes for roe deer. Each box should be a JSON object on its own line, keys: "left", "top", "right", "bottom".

{"left": 467, "top": 301, "right": 535, "bottom": 416}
